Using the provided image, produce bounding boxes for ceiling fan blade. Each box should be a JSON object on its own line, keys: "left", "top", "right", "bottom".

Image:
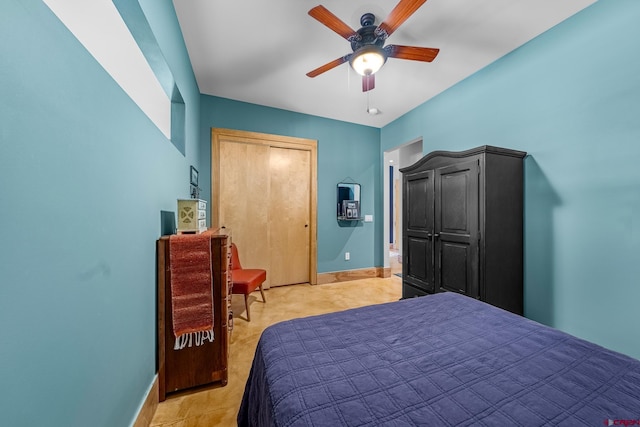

{"left": 309, "top": 6, "right": 358, "bottom": 41}
{"left": 306, "top": 55, "right": 351, "bottom": 78}
{"left": 385, "top": 45, "right": 439, "bottom": 62}
{"left": 376, "top": 0, "right": 427, "bottom": 39}
{"left": 362, "top": 74, "right": 375, "bottom": 92}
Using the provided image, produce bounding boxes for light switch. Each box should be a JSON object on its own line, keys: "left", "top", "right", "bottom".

{"left": 364, "top": 215, "right": 373, "bottom": 222}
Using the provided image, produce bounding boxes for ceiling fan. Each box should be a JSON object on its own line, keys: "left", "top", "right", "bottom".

{"left": 306, "top": 0, "right": 440, "bottom": 92}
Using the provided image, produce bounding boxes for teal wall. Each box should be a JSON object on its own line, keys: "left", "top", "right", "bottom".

{"left": 0, "top": 1, "right": 200, "bottom": 425}
{"left": 2, "top": 0, "right": 639, "bottom": 424}
{"left": 199, "top": 96, "right": 383, "bottom": 273}
{"left": 382, "top": 0, "right": 640, "bottom": 360}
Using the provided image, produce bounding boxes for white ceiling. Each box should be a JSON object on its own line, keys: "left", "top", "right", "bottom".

{"left": 173, "top": 0, "right": 595, "bottom": 128}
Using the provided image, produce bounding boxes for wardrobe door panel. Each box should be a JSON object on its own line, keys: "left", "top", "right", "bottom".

{"left": 440, "top": 173, "right": 469, "bottom": 234}
{"left": 440, "top": 242, "right": 470, "bottom": 295}
{"left": 405, "top": 237, "right": 433, "bottom": 292}
{"left": 435, "top": 160, "right": 479, "bottom": 298}
{"left": 403, "top": 170, "right": 435, "bottom": 293}
{"left": 406, "top": 171, "right": 432, "bottom": 231}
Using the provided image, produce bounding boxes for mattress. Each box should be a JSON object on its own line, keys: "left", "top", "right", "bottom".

{"left": 238, "top": 292, "right": 640, "bottom": 426}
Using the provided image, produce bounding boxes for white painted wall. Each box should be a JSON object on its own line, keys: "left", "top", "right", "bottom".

{"left": 382, "top": 138, "right": 422, "bottom": 270}
{"left": 43, "top": 0, "right": 171, "bottom": 138}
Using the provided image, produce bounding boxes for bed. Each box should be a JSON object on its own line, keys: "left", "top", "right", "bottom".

{"left": 238, "top": 292, "right": 640, "bottom": 426}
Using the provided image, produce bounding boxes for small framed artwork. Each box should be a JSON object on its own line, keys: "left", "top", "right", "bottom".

{"left": 190, "top": 166, "right": 199, "bottom": 187}
{"left": 190, "top": 184, "right": 199, "bottom": 199}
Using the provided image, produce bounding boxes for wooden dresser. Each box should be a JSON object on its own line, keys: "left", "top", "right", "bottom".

{"left": 156, "top": 228, "right": 232, "bottom": 401}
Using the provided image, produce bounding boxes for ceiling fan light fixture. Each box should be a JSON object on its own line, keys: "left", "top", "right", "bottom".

{"left": 350, "top": 45, "right": 387, "bottom": 76}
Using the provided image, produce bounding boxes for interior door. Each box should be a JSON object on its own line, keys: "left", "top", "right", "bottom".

{"left": 434, "top": 160, "right": 479, "bottom": 297}
{"left": 403, "top": 169, "right": 435, "bottom": 293}
{"left": 218, "top": 139, "right": 271, "bottom": 280}
{"left": 268, "top": 147, "right": 310, "bottom": 285}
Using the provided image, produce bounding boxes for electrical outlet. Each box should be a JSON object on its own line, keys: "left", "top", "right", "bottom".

{"left": 345, "top": 252, "right": 350, "bottom": 261}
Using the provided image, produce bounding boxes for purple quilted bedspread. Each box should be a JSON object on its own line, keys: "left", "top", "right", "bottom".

{"left": 238, "top": 293, "right": 640, "bottom": 426}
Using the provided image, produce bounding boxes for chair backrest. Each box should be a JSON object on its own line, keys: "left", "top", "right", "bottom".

{"left": 230, "top": 242, "right": 242, "bottom": 270}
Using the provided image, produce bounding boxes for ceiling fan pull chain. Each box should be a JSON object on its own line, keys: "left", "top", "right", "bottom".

{"left": 366, "top": 90, "right": 370, "bottom": 113}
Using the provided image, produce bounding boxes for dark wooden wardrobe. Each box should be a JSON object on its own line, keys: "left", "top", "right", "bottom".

{"left": 401, "top": 146, "right": 526, "bottom": 314}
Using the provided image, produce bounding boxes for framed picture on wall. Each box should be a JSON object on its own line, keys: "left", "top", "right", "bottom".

{"left": 190, "top": 166, "right": 199, "bottom": 187}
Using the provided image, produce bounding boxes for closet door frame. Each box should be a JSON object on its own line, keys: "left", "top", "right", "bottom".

{"left": 211, "top": 128, "right": 318, "bottom": 285}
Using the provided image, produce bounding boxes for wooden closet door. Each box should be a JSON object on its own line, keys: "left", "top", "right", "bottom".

{"left": 218, "top": 140, "right": 271, "bottom": 278}
{"left": 268, "top": 147, "right": 310, "bottom": 286}
{"left": 213, "top": 129, "right": 317, "bottom": 288}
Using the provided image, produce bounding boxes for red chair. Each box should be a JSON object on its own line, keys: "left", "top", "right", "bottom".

{"left": 230, "top": 243, "right": 266, "bottom": 321}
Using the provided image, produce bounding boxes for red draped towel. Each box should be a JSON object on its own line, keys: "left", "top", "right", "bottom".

{"left": 169, "top": 234, "right": 214, "bottom": 350}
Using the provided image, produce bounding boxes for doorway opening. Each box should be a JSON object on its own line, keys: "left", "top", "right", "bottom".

{"left": 383, "top": 138, "right": 423, "bottom": 278}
